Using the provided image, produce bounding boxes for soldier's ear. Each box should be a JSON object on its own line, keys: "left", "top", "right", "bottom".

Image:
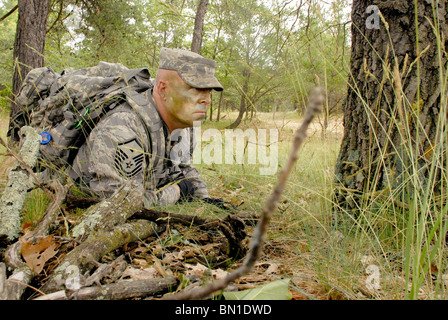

{"left": 155, "top": 79, "right": 168, "bottom": 99}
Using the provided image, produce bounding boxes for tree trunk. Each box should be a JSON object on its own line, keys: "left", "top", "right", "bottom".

{"left": 209, "top": 92, "right": 213, "bottom": 121}
{"left": 334, "top": 0, "right": 448, "bottom": 210}
{"left": 191, "top": 0, "right": 209, "bottom": 54}
{"left": 217, "top": 91, "right": 223, "bottom": 121}
{"left": 12, "top": 0, "right": 50, "bottom": 97}
{"left": 9, "top": 0, "right": 49, "bottom": 148}
{"left": 228, "top": 69, "right": 250, "bottom": 129}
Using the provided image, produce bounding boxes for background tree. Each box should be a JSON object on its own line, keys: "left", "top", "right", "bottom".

{"left": 223, "top": 0, "right": 285, "bottom": 129}
{"left": 334, "top": 0, "right": 448, "bottom": 210}
{"left": 0, "top": 0, "right": 350, "bottom": 127}
{"left": 0, "top": 0, "right": 18, "bottom": 91}
{"left": 11, "top": 0, "right": 50, "bottom": 99}
{"left": 191, "top": 0, "right": 209, "bottom": 54}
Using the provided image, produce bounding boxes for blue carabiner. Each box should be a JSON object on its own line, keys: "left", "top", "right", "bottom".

{"left": 40, "top": 131, "right": 52, "bottom": 145}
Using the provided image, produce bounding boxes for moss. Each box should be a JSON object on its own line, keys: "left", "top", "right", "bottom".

{"left": 71, "top": 210, "right": 104, "bottom": 238}
{"left": 0, "top": 126, "right": 41, "bottom": 239}
{"left": 18, "top": 126, "right": 42, "bottom": 167}
{"left": 0, "top": 169, "right": 31, "bottom": 239}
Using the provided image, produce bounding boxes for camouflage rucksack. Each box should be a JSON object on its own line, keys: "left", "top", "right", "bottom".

{"left": 9, "top": 61, "right": 161, "bottom": 171}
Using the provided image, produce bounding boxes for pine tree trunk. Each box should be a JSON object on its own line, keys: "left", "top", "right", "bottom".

{"left": 217, "top": 91, "right": 223, "bottom": 121}
{"left": 334, "top": 0, "right": 448, "bottom": 209}
{"left": 12, "top": 0, "right": 49, "bottom": 97}
{"left": 191, "top": 0, "right": 209, "bottom": 54}
{"left": 8, "top": 0, "right": 49, "bottom": 147}
{"left": 228, "top": 69, "right": 250, "bottom": 129}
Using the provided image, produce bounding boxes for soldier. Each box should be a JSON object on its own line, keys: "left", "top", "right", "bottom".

{"left": 68, "top": 48, "right": 224, "bottom": 208}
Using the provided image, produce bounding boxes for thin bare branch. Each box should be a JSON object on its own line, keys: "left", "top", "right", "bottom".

{"left": 163, "top": 87, "right": 325, "bottom": 300}
{"left": 0, "top": 4, "right": 18, "bottom": 22}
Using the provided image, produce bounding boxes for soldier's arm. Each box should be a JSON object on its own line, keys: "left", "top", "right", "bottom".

{"left": 77, "top": 111, "right": 181, "bottom": 206}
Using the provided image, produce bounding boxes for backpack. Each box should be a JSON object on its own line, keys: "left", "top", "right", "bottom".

{"left": 9, "top": 61, "right": 161, "bottom": 172}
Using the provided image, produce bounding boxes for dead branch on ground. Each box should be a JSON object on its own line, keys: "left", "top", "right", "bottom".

{"left": 0, "top": 127, "right": 44, "bottom": 240}
{"left": 41, "top": 219, "right": 164, "bottom": 293}
{"left": 131, "top": 208, "right": 247, "bottom": 258}
{"left": 0, "top": 179, "right": 70, "bottom": 300}
{"left": 35, "top": 277, "right": 178, "bottom": 300}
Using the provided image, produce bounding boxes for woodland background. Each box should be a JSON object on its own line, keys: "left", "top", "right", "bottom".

{"left": 1, "top": 0, "right": 448, "bottom": 301}
{"left": 0, "top": 0, "right": 350, "bottom": 122}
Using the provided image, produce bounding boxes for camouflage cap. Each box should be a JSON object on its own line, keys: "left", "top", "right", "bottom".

{"left": 159, "top": 47, "right": 223, "bottom": 91}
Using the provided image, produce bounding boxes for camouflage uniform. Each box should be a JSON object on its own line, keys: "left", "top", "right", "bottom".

{"left": 69, "top": 48, "right": 223, "bottom": 208}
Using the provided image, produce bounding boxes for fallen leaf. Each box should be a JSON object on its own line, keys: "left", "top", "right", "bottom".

{"left": 264, "top": 263, "right": 279, "bottom": 275}
{"left": 20, "top": 235, "right": 59, "bottom": 274}
{"left": 162, "top": 250, "right": 187, "bottom": 265}
{"left": 290, "top": 289, "right": 309, "bottom": 300}
{"left": 133, "top": 258, "right": 150, "bottom": 268}
{"left": 212, "top": 268, "right": 228, "bottom": 280}
{"left": 223, "top": 279, "right": 292, "bottom": 300}
{"left": 236, "top": 283, "right": 256, "bottom": 290}
{"left": 121, "top": 266, "right": 160, "bottom": 280}
{"left": 152, "top": 256, "right": 172, "bottom": 277}
{"left": 185, "top": 263, "right": 208, "bottom": 276}
{"left": 21, "top": 221, "right": 33, "bottom": 234}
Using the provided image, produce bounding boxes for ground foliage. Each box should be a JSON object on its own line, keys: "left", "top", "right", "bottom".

{"left": 1, "top": 181, "right": 316, "bottom": 300}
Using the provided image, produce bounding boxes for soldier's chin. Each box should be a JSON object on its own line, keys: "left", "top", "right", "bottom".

{"left": 185, "top": 116, "right": 205, "bottom": 127}
{"left": 193, "top": 112, "right": 207, "bottom": 120}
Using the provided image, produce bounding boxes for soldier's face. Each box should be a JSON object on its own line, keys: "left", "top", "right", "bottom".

{"left": 165, "top": 75, "right": 212, "bottom": 128}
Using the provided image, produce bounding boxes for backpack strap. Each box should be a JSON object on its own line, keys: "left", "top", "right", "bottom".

{"left": 124, "top": 90, "right": 166, "bottom": 188}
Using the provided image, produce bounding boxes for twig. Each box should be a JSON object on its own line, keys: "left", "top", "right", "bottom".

{"left": 163, "top": 87, "right": 325, "bottom": 300}
{"left": 5, "top": 278, "right": 47, "bottom": 297}
{"left": 24, "top": 180, "right": 72, "bottom": 242}
{"left": 132, "top": 208, "right": 247, "bottom": 258}
{"left": 0, "top": 4, "right": 18, "bottom": 22}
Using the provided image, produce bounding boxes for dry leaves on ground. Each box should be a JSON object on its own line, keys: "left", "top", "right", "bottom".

{"left": 20, "top": 235, "right": 59, "bottom": 274}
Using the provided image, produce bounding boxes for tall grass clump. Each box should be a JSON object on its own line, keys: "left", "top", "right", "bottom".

{"left": 318, "top": 2, "right": 448, "bottom": 299}
{"left": 266, "top": 1, "right": 448, "bottom": 300}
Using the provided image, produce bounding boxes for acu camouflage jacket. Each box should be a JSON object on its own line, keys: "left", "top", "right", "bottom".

{"left": 68, "top": 89, "right": 209, "bottom": 208}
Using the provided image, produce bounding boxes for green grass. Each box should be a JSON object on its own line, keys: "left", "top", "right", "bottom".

{"left": 0, "top": 92, "right": 53, "bottom": 227}
{"left": 0, "top": 101, "right": 446, "bottom": 300}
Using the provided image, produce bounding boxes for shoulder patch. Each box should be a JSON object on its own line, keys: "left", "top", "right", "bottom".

{"left": 114, "top": 138, "right": 144, "bottom": 178}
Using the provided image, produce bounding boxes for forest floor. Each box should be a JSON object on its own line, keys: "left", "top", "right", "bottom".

{"left": 1, "top": 110, "right": 387, "bottom": 301}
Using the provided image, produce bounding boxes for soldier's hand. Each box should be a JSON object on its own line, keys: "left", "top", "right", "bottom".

{"left": 177, "top": 179, "right": 195, "bottom": 202}
{"left": 202, "top": 197, "right": 238, "bottom": 212}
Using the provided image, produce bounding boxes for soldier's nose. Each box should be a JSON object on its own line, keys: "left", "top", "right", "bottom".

{"left": 200, "top": 93, "right": 211, "bottom": 105}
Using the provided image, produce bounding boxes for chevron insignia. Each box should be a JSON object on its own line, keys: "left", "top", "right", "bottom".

{"left": 114, "top": 138, "right": 144, "bottom": 178}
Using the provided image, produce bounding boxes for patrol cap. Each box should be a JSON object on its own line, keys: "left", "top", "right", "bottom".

{"left": 159, "top": 47, "right": 223, "bottom": 91}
